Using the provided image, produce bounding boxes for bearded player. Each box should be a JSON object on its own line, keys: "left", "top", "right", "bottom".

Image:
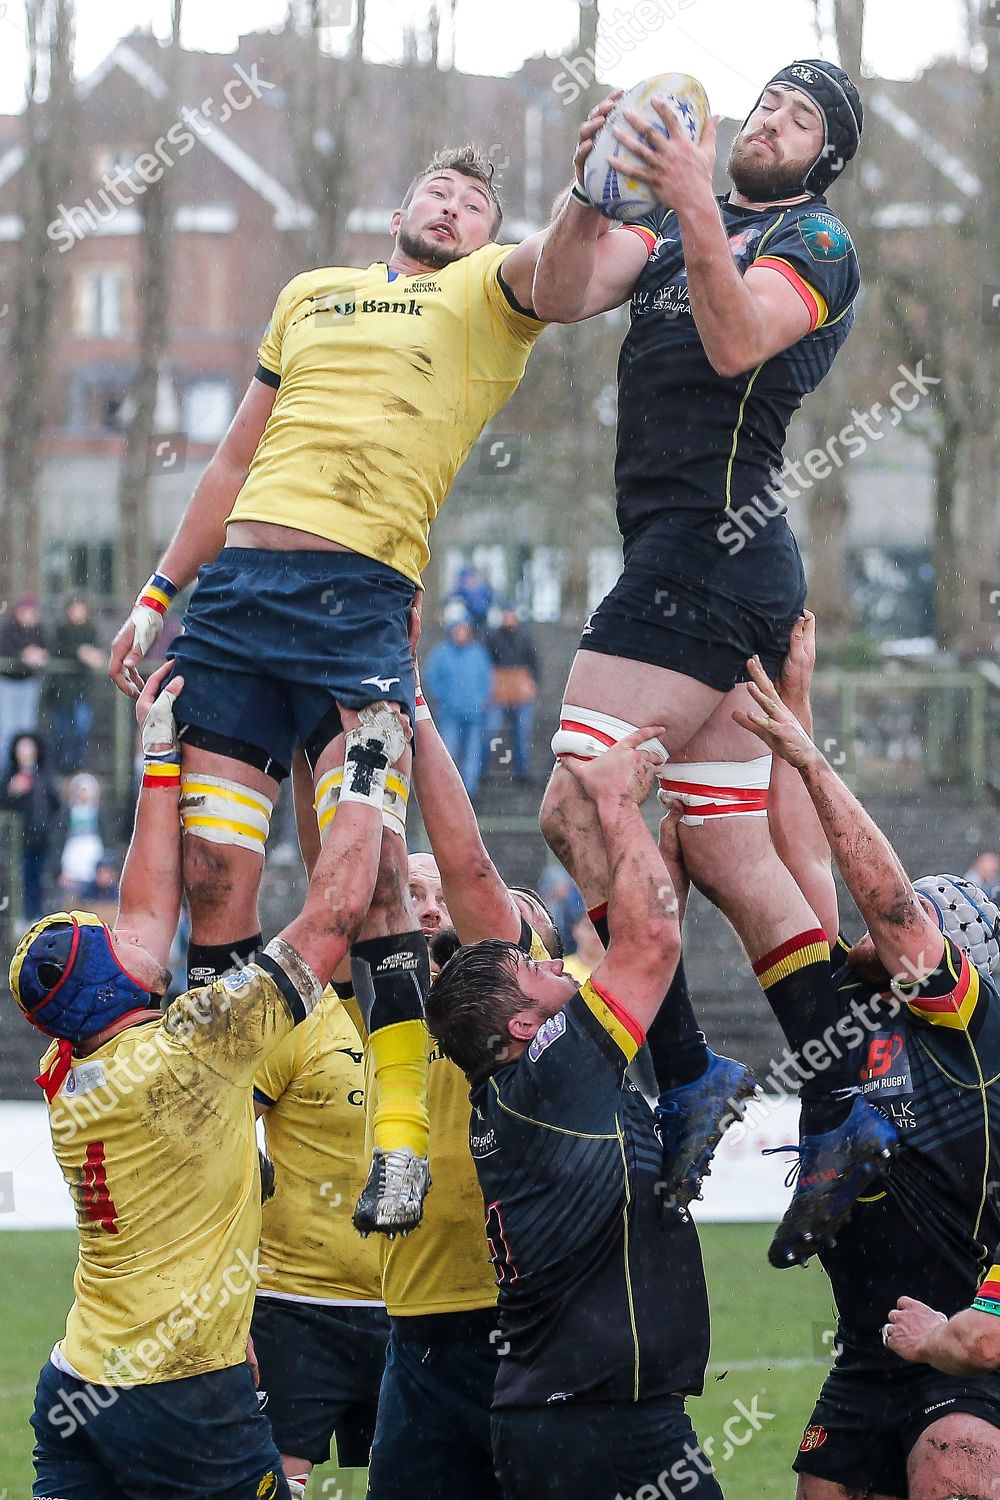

{"left": 532, "top": 64, "right": 888, "bottom": 1255}
{"left": 14, "top": 664, "right": 408, "bottom": 1500}
{"left": 106, "top": 147, "right": 550, "bottom": 1235}
{"left": 736, "top": 654, "right": 1000, "bottom": 1498}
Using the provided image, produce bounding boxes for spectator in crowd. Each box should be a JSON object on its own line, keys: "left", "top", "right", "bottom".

{"left": 562, "top": 912, "right": 607, "bottom": 986}
{"left": 42, "top": 594, "right": 104, "bottom": 773}
{"left": 423, "top": 614, "right": 494, "bottom": 800}
{"left": 537, "top": 859, "right": 586, "bottom": 951}
{"left": 80, "top": 855, "right": 120, "bottom": 925}
{"left": 452, "top": 563, "right": 494, "bottom": 631}
{"left": 486, "top": 604, "right": 539, "bottom": 783}
{"left": 965, "top": 851, "right": 1000, "bottom": 898}
{"left": 0, "top": 594, "right": 49, "bottom": 768}
{"left": 59, "top": 772, "right": 105, "bottom": 902}
{"left": 2, "top": 731, "right": 59, "bottom": 923}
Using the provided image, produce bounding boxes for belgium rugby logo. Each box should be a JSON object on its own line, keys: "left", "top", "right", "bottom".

{"left": 257, "top": 1472, "right": 278, "bottom": 1499}
{"left": 799, "top": 1424, "right": 828, "bottom": 1452}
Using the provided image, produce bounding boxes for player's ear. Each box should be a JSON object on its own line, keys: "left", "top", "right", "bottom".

{"left": 508, "top": 1010, "right": 537, "bottom": 1042}
{"left": 390, "top": 208, "right": 403, "bottom": 235}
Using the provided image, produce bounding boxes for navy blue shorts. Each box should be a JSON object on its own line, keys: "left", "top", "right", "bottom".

{"left": 581, "top": 510, "right": 807, "bottom": 692}
{"left": 367, "top": 1310, "right": 501, "bottom": 1500}
{"left": 30, "top": 1358, "right": 289, "bottom": 1499}
{"left": 492, "top": 1394, "right": 724, "bottom": 1500}
{"left": 170, "top": 549, "right": 417, "bottom": 779}
{"left": 250, "top": 1296, "right": 389, "bottom": 1466}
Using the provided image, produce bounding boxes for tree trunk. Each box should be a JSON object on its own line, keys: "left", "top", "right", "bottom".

{"left": 286, "top": 0, "right": 366, "bottom": 263}
{"left": 115, "top": 0, "right": 185, "bottom": 608}
{"left": 929, "top": 411, "right": 964, "bottom": 650}
{"left": 0, "top": 0, "right": 76, "bottom": 601}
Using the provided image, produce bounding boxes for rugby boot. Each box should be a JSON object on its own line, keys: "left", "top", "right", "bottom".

{"left": 766, "top": 1095, "right": 898, "bottom": 1269}
{"left": 353, "top": 1147, "right": 431, "bottom": 1238}
{"left": 654, "top": 1050, "right": 758, "bottom": 1213}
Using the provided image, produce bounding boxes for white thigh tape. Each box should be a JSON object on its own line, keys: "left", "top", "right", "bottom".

{"left": 315, "top": 765, "right": 408, "bottom": 840}
{"left": 550, "top": 704, "right": 666, "bottom": 762}
{"left": 179, "top": 774, "right": 273, "bottom": 852}
{"left": 657, "top": 754, "right": 772, "bottom": 826}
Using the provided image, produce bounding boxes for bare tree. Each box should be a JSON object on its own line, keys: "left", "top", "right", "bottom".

{"left": 1, "top": 0, "right": 77, "bottom": 601}
{"left": 114, "top": 0, "right": 185, "bottom": 607}
{"left": 825, "top": 0, "right": 1000, "bottom": 653}
{"left": 284, "top": 0, "right": 367, "bottom": 263}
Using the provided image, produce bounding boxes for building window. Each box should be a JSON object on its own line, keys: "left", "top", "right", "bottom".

{"left": 182, "top": 380, "right": 235, "bottom": 442}
{"left": 76, "top": 268, "right": 126, "bottom": 338}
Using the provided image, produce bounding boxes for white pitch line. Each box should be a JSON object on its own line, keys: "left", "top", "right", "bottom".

{"left": 707, "top": 1356, "right": 822, "bottom": 1373}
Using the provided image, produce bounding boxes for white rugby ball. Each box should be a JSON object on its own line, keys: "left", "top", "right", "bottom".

{"left": 583, "top": 73, "right": 710, "bottom": 223}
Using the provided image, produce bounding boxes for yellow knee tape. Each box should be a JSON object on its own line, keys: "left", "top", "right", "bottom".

{"left": 179, "top": 774, "right": 272, "bottom": 853}
{"left": 315, "top": 767, "right": 409, "bottom": 842}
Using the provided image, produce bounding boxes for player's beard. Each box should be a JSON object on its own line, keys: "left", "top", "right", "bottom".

{"left": 397, "top": 222, "right": 464, "bottom": 271}
{"left": 728, "top": 132, "right": 811, "bottom": 201}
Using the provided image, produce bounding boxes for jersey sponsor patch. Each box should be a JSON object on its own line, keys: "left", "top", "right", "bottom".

{"left": 221, "top": 966, "right": 257, "bottom": 992}
{"left": 799, "top": 1423, "right": 828, "bottom": 1451}
{"left": 527, "top": 1011, "right": 567, "bottom": 1061}
{"left": 797, "top": 213, "right": 852, "bottom": 262}
{"left": 858, "top": 1030, "right": 913, "bottom": 1100}
{"left": 65, "top": 1060, "right": 107, "bottom": 1096}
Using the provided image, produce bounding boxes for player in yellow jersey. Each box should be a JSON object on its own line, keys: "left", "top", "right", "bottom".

{"left": 12, "top": 669, "right": 407, "bottom": 1500}
{"left": 251, "top": 991, "right": 387, "bottom": 1500}
{"left": 106, "top": 145, "right": 552, "bottom": 1236}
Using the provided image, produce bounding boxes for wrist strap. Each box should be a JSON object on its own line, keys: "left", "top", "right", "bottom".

{"left": 142, "top": 759, "right": 180, "bottom": 789}
{"left": 136, "top": 572, "right": 178, "bottom": 616}
{"left": 569, "top": 180, "right": 592, "bottom": 208}
{"left": 414, "top": 692, "right": 432, "bottom": 724}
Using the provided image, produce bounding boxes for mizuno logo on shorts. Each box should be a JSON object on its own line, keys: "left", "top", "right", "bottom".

{"left": 362, "top": 675, "right": 401, "bottom": 693}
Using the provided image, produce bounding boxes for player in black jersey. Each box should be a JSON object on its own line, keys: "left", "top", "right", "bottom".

{"left": 532, "top": 61, "right": 885, "bottom": 1257}
{"left": 735, "top": 655, "right": 1000, "bottom": 1498}
{"left": 426, "top": 732, "right": 723, "bottom": 1500}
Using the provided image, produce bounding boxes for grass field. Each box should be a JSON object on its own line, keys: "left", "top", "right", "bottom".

{"left": 0, "top": 1224, "right": 837, "bottom": 1497}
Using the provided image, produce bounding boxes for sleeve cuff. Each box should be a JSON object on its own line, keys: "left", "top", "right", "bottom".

{"left": 253, "top": 1087, "right": 276, "bottom": 1108}
{"left": 751, "top": 255, "right": 828, "bottom": 330}
{"left": 255, "top": 362, "right": 281, "bottom": 389}
{"left": 259, "top": 937, "right": 323, "bottom": 1023}
{"left": 621, "top": 224, "right": 657, "bottom": 254}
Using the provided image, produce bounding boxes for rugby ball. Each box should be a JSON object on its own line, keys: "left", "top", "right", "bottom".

{"left": 582, "top": 73, "right": 710, "bottom": 223}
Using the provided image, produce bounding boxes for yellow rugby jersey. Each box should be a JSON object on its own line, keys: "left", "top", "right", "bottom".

{"left": 254, "top": 991, "right": 381, "bottom": 1303}
{"left": 377, "top": 924, "right": 552, "bottom": 1317}
{"left": 42, "top": 954, "right": 317, "bottom": 1386}
{"left": 229, "top": 243, "right": 546, "bottom": 586}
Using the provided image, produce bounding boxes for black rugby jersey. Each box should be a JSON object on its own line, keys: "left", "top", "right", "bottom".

{"left": 615, "top": 196, "right": 860, "bottom": 538}
{"left": 469, "top": 977, "right": 709, "bottom": 1408}
{"left": 820, "top": 936, "right": 1000, "bottom": 1366}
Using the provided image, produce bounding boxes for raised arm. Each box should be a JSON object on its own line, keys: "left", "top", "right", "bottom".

{"left": 530, "top": 93, "right": 651, "bottom": 323}
{"left": 116, "top": 662, "right": 185, "bottom": 965}
{"left": 734, "top": 658, "right": 944, "bottom": 982}
{"left": 766, "top": 613, "right": 839, "bottom": 941}
{"left": 562, "top": 729, "right": 681, "bottom": 1028}
{"left": 279, "top": 707, "right": 408, "bottom": 988}
{"left": 108, "top": 376, "right": 276, "bottom": 695}
{"left": 411, "top": 680, "right": 520, "bottom": 944}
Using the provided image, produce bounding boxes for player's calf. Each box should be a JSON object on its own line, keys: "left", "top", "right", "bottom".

{"left": 313, "top": 715, "right": 432, "bottom": 1236}
{"left": 179, "top": 755, "right": 276, "bottom": 983}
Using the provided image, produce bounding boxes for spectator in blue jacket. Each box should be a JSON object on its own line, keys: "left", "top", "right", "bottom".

{"left": 424, "top": 616, "right": 494, "bottom": 799}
